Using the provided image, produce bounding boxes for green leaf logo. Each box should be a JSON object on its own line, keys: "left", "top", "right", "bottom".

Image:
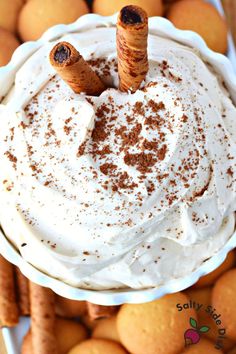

{"left": 199, "top": 326, "right": 210, "bottom": 333}
{"left": 190, "top": 317, "right": 197, "bottom": 329}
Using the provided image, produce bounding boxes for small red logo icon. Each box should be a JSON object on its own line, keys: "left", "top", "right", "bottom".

{"left": 184, "top": 317, "right": 210, "bottom": 346}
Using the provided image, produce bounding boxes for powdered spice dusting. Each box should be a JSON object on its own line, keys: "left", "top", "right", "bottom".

{"left": 0, "top": 27, "right": 235, "bottom": 291}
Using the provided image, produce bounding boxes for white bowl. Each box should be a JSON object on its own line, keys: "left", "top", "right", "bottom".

{"left": 0, "top": 14, "right": 235, "bottom": 305}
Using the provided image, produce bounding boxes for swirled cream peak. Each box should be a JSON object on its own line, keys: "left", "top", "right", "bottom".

{"left": 0, "top": 26, "right": 235, "bottom": 289}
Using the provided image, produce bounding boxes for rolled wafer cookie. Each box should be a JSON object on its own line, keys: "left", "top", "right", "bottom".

{"left": 92, "top": 315, "right": 120, "bottom": 342}
{"left": 49, "top": 41, "right": 106, "bottom": 95}
{"left": 116, "top": 5, "right": 148, "bottom": 92}
{"left": 15, "top": 267, "right": 30, "bottom": 316}
{"left": 30, "top": 282, "right": 57, "bottom": 354}
{"left": 87, "top": 302, "right": 118, "bottom": 320}
{"left": 0, "top": 255, "right": 19, "bottom": 327}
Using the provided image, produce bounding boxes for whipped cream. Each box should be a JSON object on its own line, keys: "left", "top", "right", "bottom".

{"left": 0, "top": 25, "right": 235, "bottom": 289}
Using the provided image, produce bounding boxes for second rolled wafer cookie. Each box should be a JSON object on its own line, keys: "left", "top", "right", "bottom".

{"left": 117, "top": 5, "right": 149, "bottom": 92}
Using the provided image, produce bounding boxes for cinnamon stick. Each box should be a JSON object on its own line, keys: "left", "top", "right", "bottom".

{"left": 117, "top": 5, "right": 149, "bottom": 92}
{"left": 30, "top": 282, "right": 57, "bottom": 354}
{"left": 49, "top": 41, "right": 105, "bottom": 95}
{"left": 0, "top": 255, "right": 19, "bottom": 327}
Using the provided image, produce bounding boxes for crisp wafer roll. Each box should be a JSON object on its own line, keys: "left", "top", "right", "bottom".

{"left": 87, "top": 302, "right": 118, "bottom": 320}
{"left": 30, "top": 282, "right": 57, "bottom": 354}
{"left": 117, "top": 5, "right": 148, "bottom": 92}
{"left": 0, "top": 255, "right": 19, "bottom": 327}
{"left": 49, "top": 41, "right": 105, "bottom": 95}
{"left": 15, "top": 267, "right": 30, "bottom": 316}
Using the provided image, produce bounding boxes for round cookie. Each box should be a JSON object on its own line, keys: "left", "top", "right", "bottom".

{"left": 194, "top": 250, "right": 236, "bottom": 288}
{"left": 18, "top": 0, "right": 89, "bottom": 42}
{"left": 212, "top": 268, "right": 236, "bottom": 340}
{"left": 164, "top": 0, "right": 202, "bottom": 12}
{"left": 0, "top": 0, "right": 23, "bottom": 33}
{"left": 180, "top": 338, "right": 223, "bottom": 354}
{"left": 185, "top": 287, "right": 215, "bottom": 340}
{"left": 68, "top": 338, "right": 128, "bottom": 354}
{"left": 55, "top": 295, "right": 87, "bottom": 318}
{"left": 0, "top": 27, "right": 20, "bottom": 67}
{"left": 92, "top": 315, "right": 120, "bottom": 343}
{"left": 117, "top": 292, "right": 196, "bottom": 354}
{"left": 92, "top": 0, "right": 163, "bottom": 17}
{"left": 165, "top": 0, "right": 201, "bottom": 2}
{"left": 56, "top": 318, "right": 88, "bottom": 354}
{"left": 21, "top": 318, "right": 88, "bottom": 354}
{"left": 185, "top": 287, "right": 235, "bottom": 352}
{"left": 167, "top": 0, "right": 228, "bottom": 53}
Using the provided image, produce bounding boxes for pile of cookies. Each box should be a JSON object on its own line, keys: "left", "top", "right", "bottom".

{"left": 0, "top": 0, "right": 229, "bottom": 67}
{"left": 1, "top": 250, "right": 236, "bottom": 354}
